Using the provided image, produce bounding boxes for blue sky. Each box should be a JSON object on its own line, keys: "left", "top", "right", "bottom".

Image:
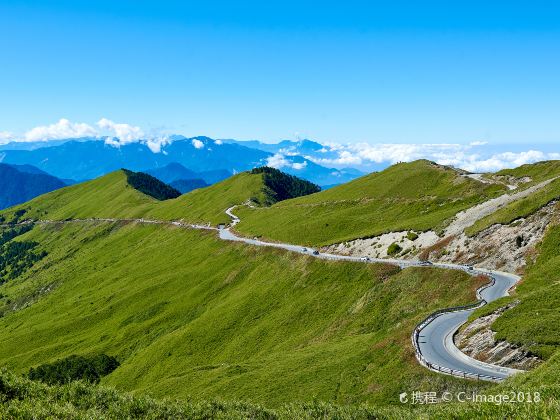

{"left": 1, "top": 1, "right": 560, "bottom": 146}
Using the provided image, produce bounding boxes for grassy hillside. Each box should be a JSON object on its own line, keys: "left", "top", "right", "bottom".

{"left": 459, "top": 217, "right": 560, "bottom": 409}
{"left": 492, "top": 160, "right": 560, "bottom": 186}
{"left": 0, "top": 168, "right": 318, "bottom": 227}
{"left": 4, "top": 161, "right": 560, "bottom": 416}
{"left": 235, "top": 160, "right": 505, "bottom": 246}
{"left": 2, "top": 368, "right": 560, "bottom": 419}
{"left": 250, "top": 166, "right": 321, "bottom": 204}
{"left": 467, "top": 177, "right": 560, "bottom": 236}
{"left": 147, "top": 171, "right": 272, "bottom": 225}
{"left": 123, "top": 169, "right": 181, "bottom": 200}
{"left": 0, "top": 219, "right": 488, "bottom": 406}
{"left": 0, "top": 171, "right": 157, "bottom": 222}
{"left": 470, "top": 222, "right": 560, "bottom": 360}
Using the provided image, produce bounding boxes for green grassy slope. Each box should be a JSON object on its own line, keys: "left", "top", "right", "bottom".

{"left": 0, "top": 171, "right": 157, "bottom": 221}
{"left": 0, "top": 169, "right": 315, "bottom": 227}
{"left": 2, "top": 368, "right": 560, "bottom": 419}
{"left": 148, "top": 171, "right": 270, "bottom": 224}
{"left": 492, "top": 160, "right": 560, "bottom": 186}
{"left": 462, "top": 219, "right": 560, "bottom": 403}
{"left": 1, "top": 162, "right": 560, "bottom": 416}
{"left": 467, "top": 178, "right": 560, "bottom": 236}
{"left": 0, "top": 219, "right": 487, "bottom": 406}
{"left": 235, "top": 160, "right": 505, "bottom": 246}
{"left": 474, "top": 223, "right": 560, "bottom": 360}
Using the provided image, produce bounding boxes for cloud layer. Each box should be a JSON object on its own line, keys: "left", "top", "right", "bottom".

{"left": 305, "top": 142, "right": 560, "bottom": 173}
{"left": 0, "top": 131, "right": 13, "bottom": 144}
{"left": 24, "top": 119, "right": 97, "bottom": 142}
{"left": 2, "top": 118, "right": 560, "bottom": 172}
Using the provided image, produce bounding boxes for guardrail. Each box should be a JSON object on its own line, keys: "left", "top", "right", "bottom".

{"left": 411, "top": 274, "right": 505, "bottom": 382}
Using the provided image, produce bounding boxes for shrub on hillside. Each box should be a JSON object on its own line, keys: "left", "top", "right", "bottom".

{"left": 250, "top": 166, "right": 320, "bottom": 204}
{"left": 123, "top": 170, "right": 181, "bottom": 201}
{"left": 387, "top": 242, "right": 402, "bottom": 256}
{"left": 406, "top": 231, "right": 419, "bottom": 241}
{"left": 28, "top": 354, "right": 119, "bottom": 385}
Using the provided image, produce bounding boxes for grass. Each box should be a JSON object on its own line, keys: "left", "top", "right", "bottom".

{"left": 0, "top": 220, "right": 489, "bottom": 407}
{"left": 3, "top": 161, "right": 560, "bottom": 416}
{"left": 0, "top": 170, "right": 271, "bottom": 227}
{"left": 2, "top": 368, "right": 560, "bottom": 419}
{"left": 491, "top": 160, "right": 560, "bottom": 187}
{"left": 465, "top": 219, "right": 560, "bottom": 397}
{"left": 466, "top": 177, "right": 560, "bottom": 236}
{"left": 477, "top": 223, "right": 560, "bottom": 360}
{"left": 235, "top": 160, "right": 505, "bottom": 246}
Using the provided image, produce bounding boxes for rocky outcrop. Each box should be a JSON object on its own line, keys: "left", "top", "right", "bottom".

{"left": 454, "top": 303, "right": 541, "bottom": 370}
{"left": 324, "top": 201, "right": 558, "bottom": 273}
{"left": 431, "top": 201, "right": 557, "bottom": 272}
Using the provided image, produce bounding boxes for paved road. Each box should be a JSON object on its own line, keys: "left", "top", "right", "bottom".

{"left": 2, "top": 207, "right": 522, "bottom": 381}
{"left": 417, "top": 270, "right": 521, "bottom": 380}
{"left": 221, "top": 206, "right": 523, "bottom": 382}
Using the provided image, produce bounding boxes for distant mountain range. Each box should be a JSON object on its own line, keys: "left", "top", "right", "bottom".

{"left": 0, "top": 163, "right": 67, "bottom": 209}
{"left": 144, "top": 162, "right": 228, "bottom": 186}
{"left": 144, "top": 163, "right": 212, "bottom": 193}
{"left": 0, "top": 136, "right": 363, "bottom": 187}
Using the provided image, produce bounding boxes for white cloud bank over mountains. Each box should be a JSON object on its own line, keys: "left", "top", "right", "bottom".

{"left": 304, "top": 142, "right": 560, "bottom": 173}
{"left": 2, "top": 118, "right": 560, "bottom": 173}
{"left": 24, "top": 118, "right": 97, "bottom": 141}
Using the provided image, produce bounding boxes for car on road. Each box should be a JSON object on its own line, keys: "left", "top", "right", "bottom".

{"left": 302, "top": 248, "right": 307, "bottom": 252}
{"left": 419, "top": 261, "right": 433, "bottom": 266}
{"left": 360, "top": 256, "right": 371, "bottom": 262}
{"left": 312, "top": 250, "right": 320, "bottom": 255}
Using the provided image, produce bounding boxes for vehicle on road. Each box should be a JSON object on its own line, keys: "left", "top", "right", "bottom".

{"left": 419, "top": 261, "right": 433, "bottom": 266}
{"left": 312, "top": 250, "right": 320, "bottom": 255}
{"left": 302, "top": 248, "right": 307, "bottom": 252}
{"left": 360, "top": 256, "right": 371, "bottom": 261}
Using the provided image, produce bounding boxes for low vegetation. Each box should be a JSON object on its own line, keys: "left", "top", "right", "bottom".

{"left": 387, "top": 242, "right": 402, "bottom": 256}
{"left": 0, "top": 167, "right": 320, "bottom": 227}
{"left": 29, "top": 354, "right": 119, "bottom": 385}
{"left": 492, "top": 160, "right": 560, "bottom": 188}
{"left": 472, "top": 223, "right": 560, "bottom": 360}
{"left": 236, "top": 160, "right": 505, "bottom": 246}
{"left": 0, "top": 225, "right": 47, "bottom": 283}
{"left": 0, "top": 219, "right": 487, "bottom": 406}
{"left": 3, "top": 161, "right": 560, "bottom": 417}
{"left": 1, "top": 368, "right": 560, "bottom": 418}
{"left": 123, "top": 169, "right": 181, "bottom": 200}
{"left": 406, "top": 231, "right": 419, "bottom": 241}
{"left": 250, "top": 167, "right": 321, "bottom": 204}
{"left": 467, "top": 178, "right": 560, "bottom": 236}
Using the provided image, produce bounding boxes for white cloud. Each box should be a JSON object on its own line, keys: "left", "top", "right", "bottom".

{"left": 266, "top": 153, "right": 309, "bottom": 170}
{"left": 0, "top": 131, "right": 13, "bottom": 144}
{"left": 214, "top": 139, "right": 223, "bottom": 145}
{"left": 292, "top": 161, "right": 307, "bottom": 170}
{"left": 306, "top": 142, "right": 560, "bottom": 173}
{"left": 192, "top": 139, "right": 205, "bottom": 149}
{"left": 146, "top": 136, "right": 171, "bottom": 153}
{"left": 25, "top": 118, "right": 97, "bottom": 142}
{"left": 266, "top": 153, "right": 290, "bottom": 168}
{"left": 97, "top": 118, "right": 144, "bottom": 145}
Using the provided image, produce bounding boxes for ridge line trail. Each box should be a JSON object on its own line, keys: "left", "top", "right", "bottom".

{"left": 444, "top": 176, "right": 558, "bottom": 237}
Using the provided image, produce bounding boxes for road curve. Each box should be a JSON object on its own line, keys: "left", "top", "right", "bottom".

{"left": 2, "top": 208, "right": 523, "bottom": 382}
{"left": 221, "top": 206, "right": 523, "bottom": 382}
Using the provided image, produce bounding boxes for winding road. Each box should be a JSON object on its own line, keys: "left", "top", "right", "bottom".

{"left": 2, "top": 205, "right": 523, "bottom": 382}
{"left": 221, "top": 205, "right": 522, "bottom": 382}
